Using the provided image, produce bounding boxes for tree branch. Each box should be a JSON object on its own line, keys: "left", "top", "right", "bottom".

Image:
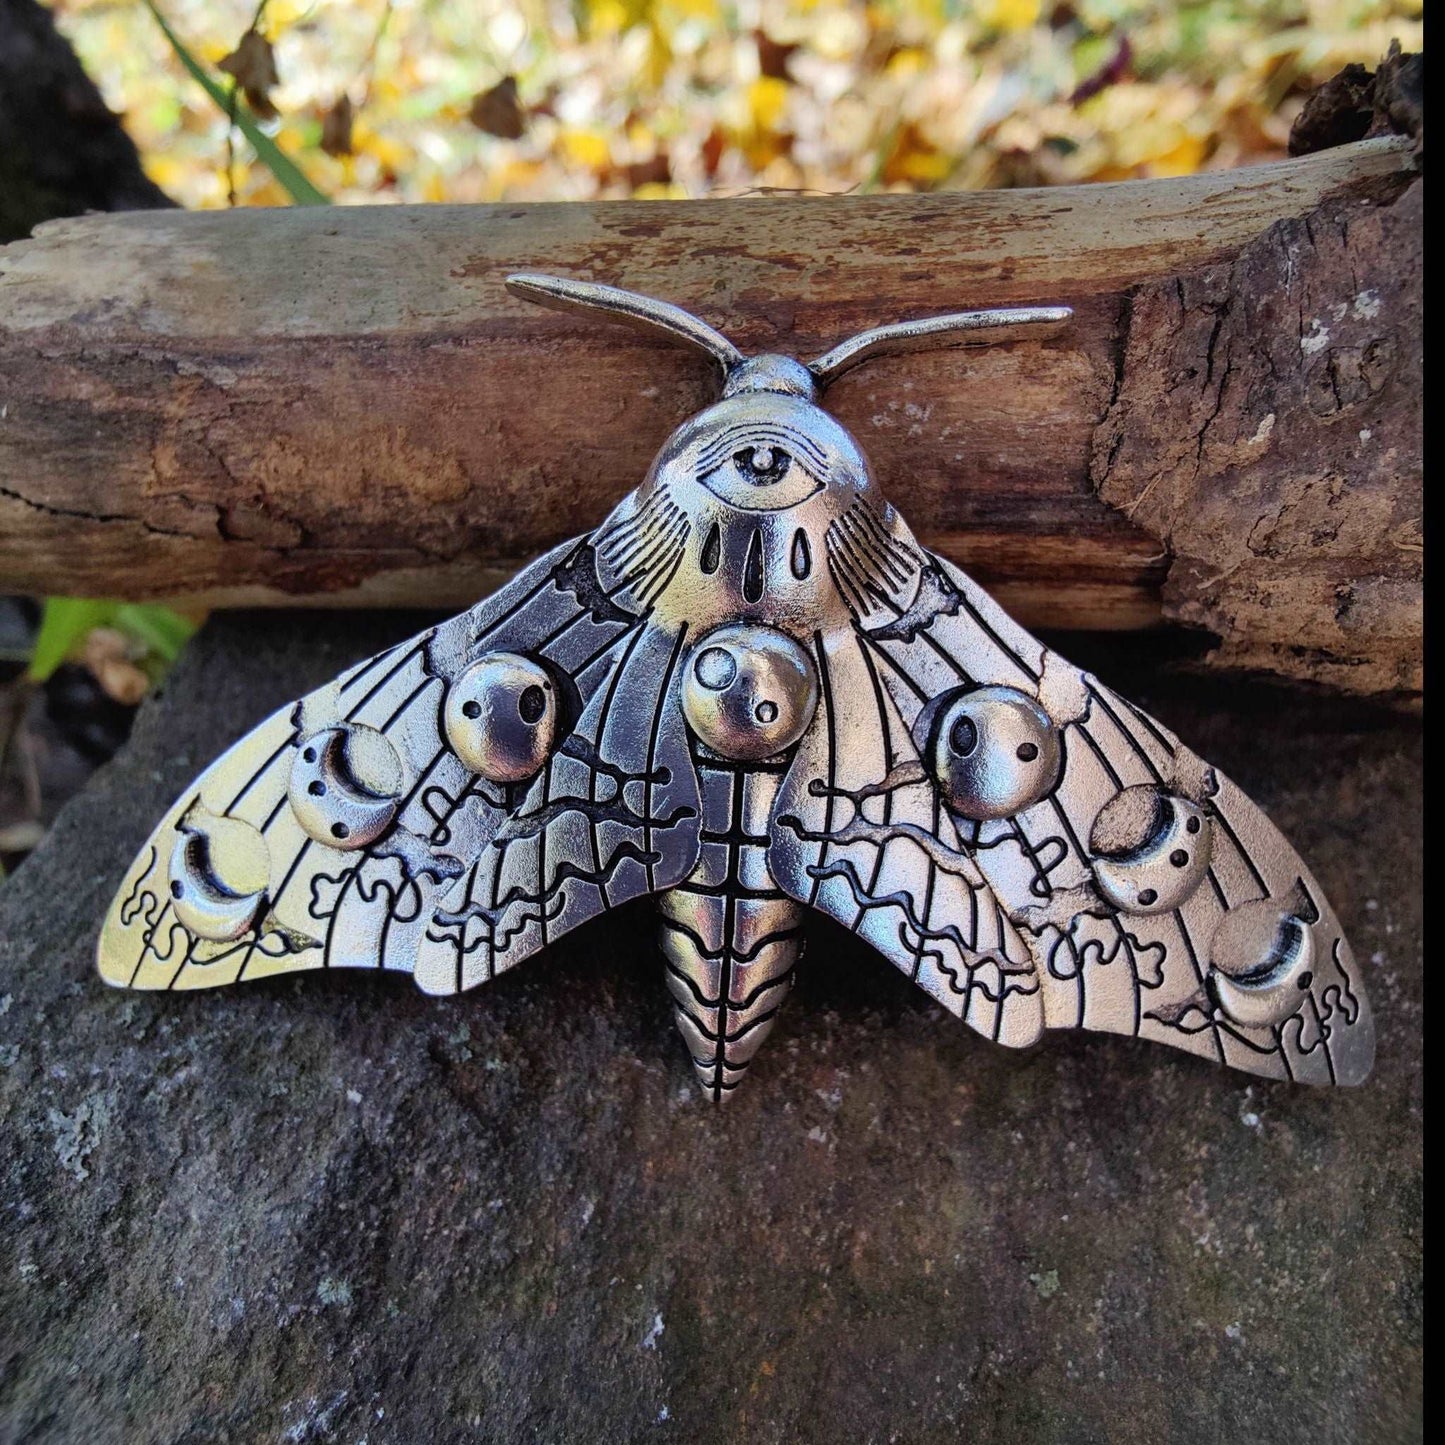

{"left": 0, "top": 137, "right": 1420, "bottom": 694}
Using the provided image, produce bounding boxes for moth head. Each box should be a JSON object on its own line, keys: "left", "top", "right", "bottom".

{"left": 642, "top": 363, "right": 868, "bottom": 516}
{"left": 505, "top": 272, "right": 1070, "bottom": 520}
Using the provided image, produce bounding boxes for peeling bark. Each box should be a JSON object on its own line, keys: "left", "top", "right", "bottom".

{"left": 1090, "top": 181, "right": 1421, "bottom": 694}
{"left": 1290, "top": 44, "right": 1423, "bottom": 161}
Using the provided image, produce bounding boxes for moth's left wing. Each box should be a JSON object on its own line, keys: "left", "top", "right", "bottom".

{"left": 836, "top": 538, "right": 1373, "bottom": 1086}
{"left": 412, "top": 613, "right": 700, "bottom": 994}
{"left": 98, "top": 528, "right": 701, "bottom": 994}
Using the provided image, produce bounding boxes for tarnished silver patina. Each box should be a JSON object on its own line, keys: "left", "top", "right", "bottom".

{"left": 99, "top": 274, "right": 1375, "bottom": 1099}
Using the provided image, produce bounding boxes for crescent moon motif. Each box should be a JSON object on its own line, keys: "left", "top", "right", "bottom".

{"left": 168, "top": 813, "right": 270, "bottom": 942}
{"left": 1090, "top": 785, "right": 1214, "bottom": 916}
{"left": 287, "top": 725, "right": 405, "bottom": 850}
{"left": 1208, "top": 894, "right": 1317, "bottom": 1029}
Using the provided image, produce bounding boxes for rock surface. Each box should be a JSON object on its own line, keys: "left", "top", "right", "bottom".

{"left": 0, "top": 614, "right": 1422, "bottom": 1444}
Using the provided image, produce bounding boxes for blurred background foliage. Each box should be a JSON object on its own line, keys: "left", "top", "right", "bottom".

{"left": 58, "top": 0, "right": 1422, "bottom": 211}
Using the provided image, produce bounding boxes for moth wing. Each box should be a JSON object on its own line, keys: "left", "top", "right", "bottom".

{"left": 850, "top": 543, "right": 1373, "bottom": 1086}
{"left": 98, "top": 532, "right": 701, "bottom": 995}
{"left": 769, "top": 623, "right": 1046, "bottom": 1049}
{"left": 411, "top": 613, "right": 699, "bottom": 994}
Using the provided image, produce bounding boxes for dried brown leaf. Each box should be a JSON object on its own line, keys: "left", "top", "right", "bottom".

{"left": 218, "top": 29, "right": 281, "bottom": 121}
{"left": 1070, "top": 37, "right": 1132, "bottom": 105}
{"left": 701, "top": 125, "right": 726, "bottom": 177}
{"left": 626, "top": 151, "right": 672, "bottom": 189}
{"left": 756, "top": 30, "right": 800, "bottom": 82}
{"left": 469, "top": 76, "right": 525, "bottom": 140}
{"left": 321, "top": 94, "right": 355, "bottom": 158}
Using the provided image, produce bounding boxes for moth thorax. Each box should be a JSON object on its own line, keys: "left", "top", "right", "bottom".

{"left": 722, "top": 355, "right": 817, "bottom": 401}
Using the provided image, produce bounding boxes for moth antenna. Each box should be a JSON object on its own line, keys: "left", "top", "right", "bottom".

{"left": 807, "top": 305, "right": 1073, "bottom": 388}
{"left": 506, "top": 272, "right": 744, "bottom": 379}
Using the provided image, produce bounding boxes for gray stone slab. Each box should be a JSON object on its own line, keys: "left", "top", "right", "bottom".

{"left": 0, "top": 614, "right": 1422, "bottom": 1445}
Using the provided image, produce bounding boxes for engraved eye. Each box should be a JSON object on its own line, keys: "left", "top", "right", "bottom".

{"left": 288, "top": 724, "right": 405, "bottom": 850}
{"left": 1207, "top": 895, "right": 1316, "bottom": 1029}
{"left": 734, "top": 445, "right": 792, "bottom": 483}
{"left": 926, "top": 686, "right": 1061, "bottom": 820}
{"left": 697, "top": 421, "right": 824, "bottom": 511}
{"left": 444, "top": 652, "right": 559, "bottom": 783}
{"left": 1089, "top": 785, "right": 1213, "bottom": 915}
{"left": 682, "top": 624, "right": 818, "bottom": 761}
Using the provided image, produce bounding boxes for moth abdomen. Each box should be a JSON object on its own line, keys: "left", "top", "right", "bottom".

{"left": 658, "top": 753, "right": 803, "bottom": 1101}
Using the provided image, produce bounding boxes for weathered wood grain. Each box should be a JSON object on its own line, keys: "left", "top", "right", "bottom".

{"left": 0, "top": 137, "right": 1420, "bottom": 691}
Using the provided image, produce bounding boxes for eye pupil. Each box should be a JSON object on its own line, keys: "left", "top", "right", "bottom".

{"left": 949, "top": 716, "right": 979, "bottom": 756}
{"left": 734, "top": 445, "right": 789, "bottom": 482}
{"left": 518, "top": 685, "right": 547, "bottom": 724}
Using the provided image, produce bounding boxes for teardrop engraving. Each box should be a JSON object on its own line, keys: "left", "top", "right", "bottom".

{"left": 791, "top": 528, "right": 811, "bottom": 580}
{"left": 743, "top": 528, "right": 766, "bottom": 604}
{"left": 700, "top": 521, "right": 721, "bottom": 575}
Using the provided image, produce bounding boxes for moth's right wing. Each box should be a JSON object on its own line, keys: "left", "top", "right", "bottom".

{"left": 769, "top": 496, "right": 1373, "bottom": 1086}
{"left": 858, "top": 549, "right": 1375, "bottom": 1086}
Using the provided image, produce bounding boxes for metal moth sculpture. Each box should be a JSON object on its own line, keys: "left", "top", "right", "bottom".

{"left": 99, "top": 274, "right": 1375, "bottom": 1099}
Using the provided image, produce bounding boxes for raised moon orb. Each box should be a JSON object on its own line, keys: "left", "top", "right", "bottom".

{"left": 444, "top": 651, "right": 560, "bottom": 783}
{"left": 926, "top": 685, "right": 1062, "bottom": 821}
{"left": 681, "top": 623, "right": 818, "bottom": 761}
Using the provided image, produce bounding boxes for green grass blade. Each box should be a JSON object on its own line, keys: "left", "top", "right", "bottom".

{"left": 26, "top": 599, "right": 112, "bottom": 682}
{"left": 142, "top": 1, "right": 331, "bottom": 207}
{"left": 27, "top": 599, "right": 200, "bottom": 682}
{"left": 113, "top": 604, "right": 199, "bottom": 663}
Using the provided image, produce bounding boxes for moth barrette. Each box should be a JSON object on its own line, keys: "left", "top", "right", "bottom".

{"left": 99, "top": 274, "right": 1374, "bottom": 1100}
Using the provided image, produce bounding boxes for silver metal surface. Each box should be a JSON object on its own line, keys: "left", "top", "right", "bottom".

{"left": 442, "top": 651, "right": 560, "bottom": 783}
{"left": 99, "top": 274, "right": 1376, "bottom": 1098}
{"left": 680, "top": 624, "right": 818, "bottom": 762}
{"left": 167, "top": 811, "right": 269, "bottom": 942}
{"left": 921, "top": 684, "right": 1063, "bottom": 821}
{"left": 506, "top": 271, "right": 743, "bottom": 379}
{"left": 807, "top": 304, "right": 1073, "bottom": 386}
{"left": 1089, "top": 785, "right": 1214, "bottom": 916}
{"left": 659, "top": 754, "right": 803, "bottom": 1101}
{"left": 287, "top": 724, "right": 405, "bottom": 850}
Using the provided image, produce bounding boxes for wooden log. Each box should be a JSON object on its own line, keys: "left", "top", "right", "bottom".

{"left": 0, "top": 137, "right": 1420, "bottom": 693}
